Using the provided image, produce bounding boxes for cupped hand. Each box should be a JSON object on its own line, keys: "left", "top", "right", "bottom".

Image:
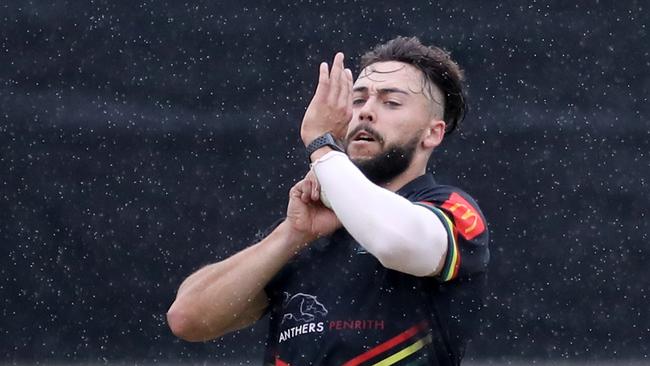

{"left": 300, "top": 52, "right": 354, "bottom": 145}
{"left": 285, "top": 170, "right": 341, "bottom": 245}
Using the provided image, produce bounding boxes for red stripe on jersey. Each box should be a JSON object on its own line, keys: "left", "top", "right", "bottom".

{"left": 342, "top": 321, "right": 427, "bottom": 366}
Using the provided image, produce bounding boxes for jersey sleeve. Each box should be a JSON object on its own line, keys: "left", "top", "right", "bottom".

{"left": 414, "top": 188, "right": 489, "bottom": 282}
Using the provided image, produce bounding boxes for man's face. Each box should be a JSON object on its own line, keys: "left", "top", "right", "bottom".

{"left": 344, "top": 61, "right": 442, "bottom": 184}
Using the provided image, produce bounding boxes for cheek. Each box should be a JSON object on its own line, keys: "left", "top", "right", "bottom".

{"left": 395, "top": 110, "right": 428, "bottom": 131}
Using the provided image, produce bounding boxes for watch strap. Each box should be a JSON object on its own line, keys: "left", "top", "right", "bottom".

{"left": 306, "top": 132, "right": 344, "bottom": 159}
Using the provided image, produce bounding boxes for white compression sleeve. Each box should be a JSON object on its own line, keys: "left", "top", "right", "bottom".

{"left": 312, "top": 151, "right": 449, "bottom": 277}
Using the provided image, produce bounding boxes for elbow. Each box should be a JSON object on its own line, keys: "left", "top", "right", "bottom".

{"left": 167, "top": 301, "right": 222, "bottom": 342}
{"left": 368, "top": 232, "right": 419, "bottom": 275}
{"left": 370, "top": 229, "right": 445, "bottom": 277}
{"left": 166, "top": 303, "right": 198, "bottom": 341}
{"left": 375, "top": 248, "right": 431, "bottom": 277}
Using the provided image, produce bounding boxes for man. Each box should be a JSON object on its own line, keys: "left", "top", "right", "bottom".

{"left": 167, "top": 36, "right": 490, "bottom": 365}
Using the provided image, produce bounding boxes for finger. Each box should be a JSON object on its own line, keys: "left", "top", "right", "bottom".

{"left": 338, "top": 67, "right": 353, "bottom": 109}
{"left": 291, "top": 179, "right": 307, "bottom": 200}
{"left": 301, "top": 180, "right": 312, "bottom": 203}
{"left": 310, "top": 175, "right": 320, "bottom": 201}
{"left": 313, "top": 62, "right": 330, "bottom": 102}
{"left": 327, "top": 52, "right": 344, "bottom": 105}
{"left": 290, "top": 184, "right": 299, "bottom": 197}
{"left": 304, "top": 170, "right": 319, "bottom": 201}
{"left": 290, "top": 182, "right": 303, "bottom": 200}
{"left": 344, "top": 68, "right": 354, "bottom": 114}
{"left": 330, "top": 52, "right": 344, "bottom": 80}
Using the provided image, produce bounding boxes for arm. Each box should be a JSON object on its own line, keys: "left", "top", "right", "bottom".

{"left": 166, "top": 221, "right": 297, "bottom": 341}
{"left": 168, "top": 52, "right": 352, "bottom": 342}
{"left": 167, "top": 176, "right": 340, "bottom": 342}
{"left": 312, "top": 151, "right": 448, "bottom": 277}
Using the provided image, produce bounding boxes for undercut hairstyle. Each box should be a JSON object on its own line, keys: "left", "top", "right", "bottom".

{"left": 360, "top": 36, "right": 466, "bottom": 134}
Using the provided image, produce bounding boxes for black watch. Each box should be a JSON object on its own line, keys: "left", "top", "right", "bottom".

{"left": 305, "top": 132, "right": 344, "bottom": 160}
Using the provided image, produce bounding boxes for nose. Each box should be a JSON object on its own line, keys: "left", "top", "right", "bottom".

{"left": 357, "top": 99, "right": 376, "bottom": 123}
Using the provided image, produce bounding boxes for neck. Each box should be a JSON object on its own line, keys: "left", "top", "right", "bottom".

{"left": 381, "top": 161, "right": 427, "bottom": 192}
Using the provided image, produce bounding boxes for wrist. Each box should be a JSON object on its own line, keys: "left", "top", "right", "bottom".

{"left": 301, "top": 130, "right": 324, "bottom": 147}
{"left": 305, "top": 132, "right": 345, "bottom": 162}
{"left": 277, "top": 220, "right": 315, "bottom": 251}
{"left": 310, "top": 146, "right": 334, "bottom": 162}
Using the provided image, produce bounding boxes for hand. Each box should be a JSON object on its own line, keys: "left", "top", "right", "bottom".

{"left": 285, "top": 170, "right": 341, "bottom": 245}
{"left": 300, "top": 52, "right": 354, "bottom": 146}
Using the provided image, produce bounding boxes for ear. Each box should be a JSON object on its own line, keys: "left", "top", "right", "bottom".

{"left": 422, "top": 119, "right": 446, "bottom": 149}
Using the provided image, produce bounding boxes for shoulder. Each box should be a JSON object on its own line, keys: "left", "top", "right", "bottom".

{"left": 409, "top": 182, "right": 484, "bottom": 213}
{"left": 410, "top": 182, "right": 488, "bottom": 244}
{"left": 410, "top": 181, "right": 490, "bottom": 279}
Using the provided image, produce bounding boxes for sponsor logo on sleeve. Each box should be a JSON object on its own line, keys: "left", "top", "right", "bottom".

{"left": 441, "top": 192, "right": 485, "bottom": 240}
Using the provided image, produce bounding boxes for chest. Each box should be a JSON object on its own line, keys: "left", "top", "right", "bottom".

{"left": 269, "top": 231, "right": 438, "bottom": 331}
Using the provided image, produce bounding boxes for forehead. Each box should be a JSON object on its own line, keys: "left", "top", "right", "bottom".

{"left": 354, "top": 61, "right": 424, "bottom": 92}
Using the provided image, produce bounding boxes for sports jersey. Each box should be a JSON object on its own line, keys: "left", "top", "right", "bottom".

{"left": 263, "top": 173, "right": 490, "bottom": 365}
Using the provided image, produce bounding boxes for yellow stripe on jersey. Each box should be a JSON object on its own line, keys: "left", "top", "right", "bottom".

{"left": 415, "top": 202, "right": 460, "bottom": 282}
{"left": 371, "top": 334, "right": 433, "bottom": 366}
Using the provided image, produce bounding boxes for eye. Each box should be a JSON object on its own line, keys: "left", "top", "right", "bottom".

{"left": 352, "top": 98, "right": 366, "bottom": 105}
{"left": 384, "top": 100, "right": 401, "bottom": 107}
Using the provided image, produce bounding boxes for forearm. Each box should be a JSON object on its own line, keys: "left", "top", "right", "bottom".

{"left": 312, "top": 151, "right": 447, "bottom": 276}
{"left": 167, "top": 221, "right": 304, "bottom": 341}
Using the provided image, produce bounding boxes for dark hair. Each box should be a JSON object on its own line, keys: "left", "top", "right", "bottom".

{"left": 360, "top": 36, "right": 466, "bottom": 134}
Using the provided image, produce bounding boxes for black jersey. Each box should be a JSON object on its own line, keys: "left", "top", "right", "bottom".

{"left": 263, "top": 174, "right": 490, "bottom": 365}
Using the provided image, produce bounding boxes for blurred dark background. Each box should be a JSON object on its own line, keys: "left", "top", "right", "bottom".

{"left": 1, "top": 0, "right": 648, "bottom": 363}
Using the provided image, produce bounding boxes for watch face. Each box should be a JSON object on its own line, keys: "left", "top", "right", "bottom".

{"left": 323, "top": 134, "right": 336, "bottom": 147}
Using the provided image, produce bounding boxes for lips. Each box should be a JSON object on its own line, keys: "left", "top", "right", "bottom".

{"left": 346, "top": 126, "right": 384, "bottom": 150}
{"left": 353, "top": 131, "right": 376, "bottom": 142}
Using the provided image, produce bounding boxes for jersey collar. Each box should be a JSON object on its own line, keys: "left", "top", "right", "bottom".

{"left": 395, "top": 173, "right": 436, "bottom": 197}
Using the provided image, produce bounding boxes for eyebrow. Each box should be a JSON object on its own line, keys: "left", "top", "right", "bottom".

{"left": 352, "top": 86, "right": 410, "bottom": 95}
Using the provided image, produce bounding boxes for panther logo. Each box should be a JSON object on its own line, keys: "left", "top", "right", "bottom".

{"left": 281, "top": 292, "right": 328, "bottom": 324}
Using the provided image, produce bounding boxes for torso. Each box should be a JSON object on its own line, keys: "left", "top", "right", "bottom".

{"left": 263, "top": 174, "right": 489, "bottom": 366}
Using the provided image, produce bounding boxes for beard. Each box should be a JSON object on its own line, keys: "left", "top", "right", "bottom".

{"left": 347, "top": 134, "right": 419, "bottom": 185}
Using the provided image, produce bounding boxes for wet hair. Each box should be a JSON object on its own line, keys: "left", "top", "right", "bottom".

{"left": 360, "top": 36, "right": 466, "bottom": 134}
